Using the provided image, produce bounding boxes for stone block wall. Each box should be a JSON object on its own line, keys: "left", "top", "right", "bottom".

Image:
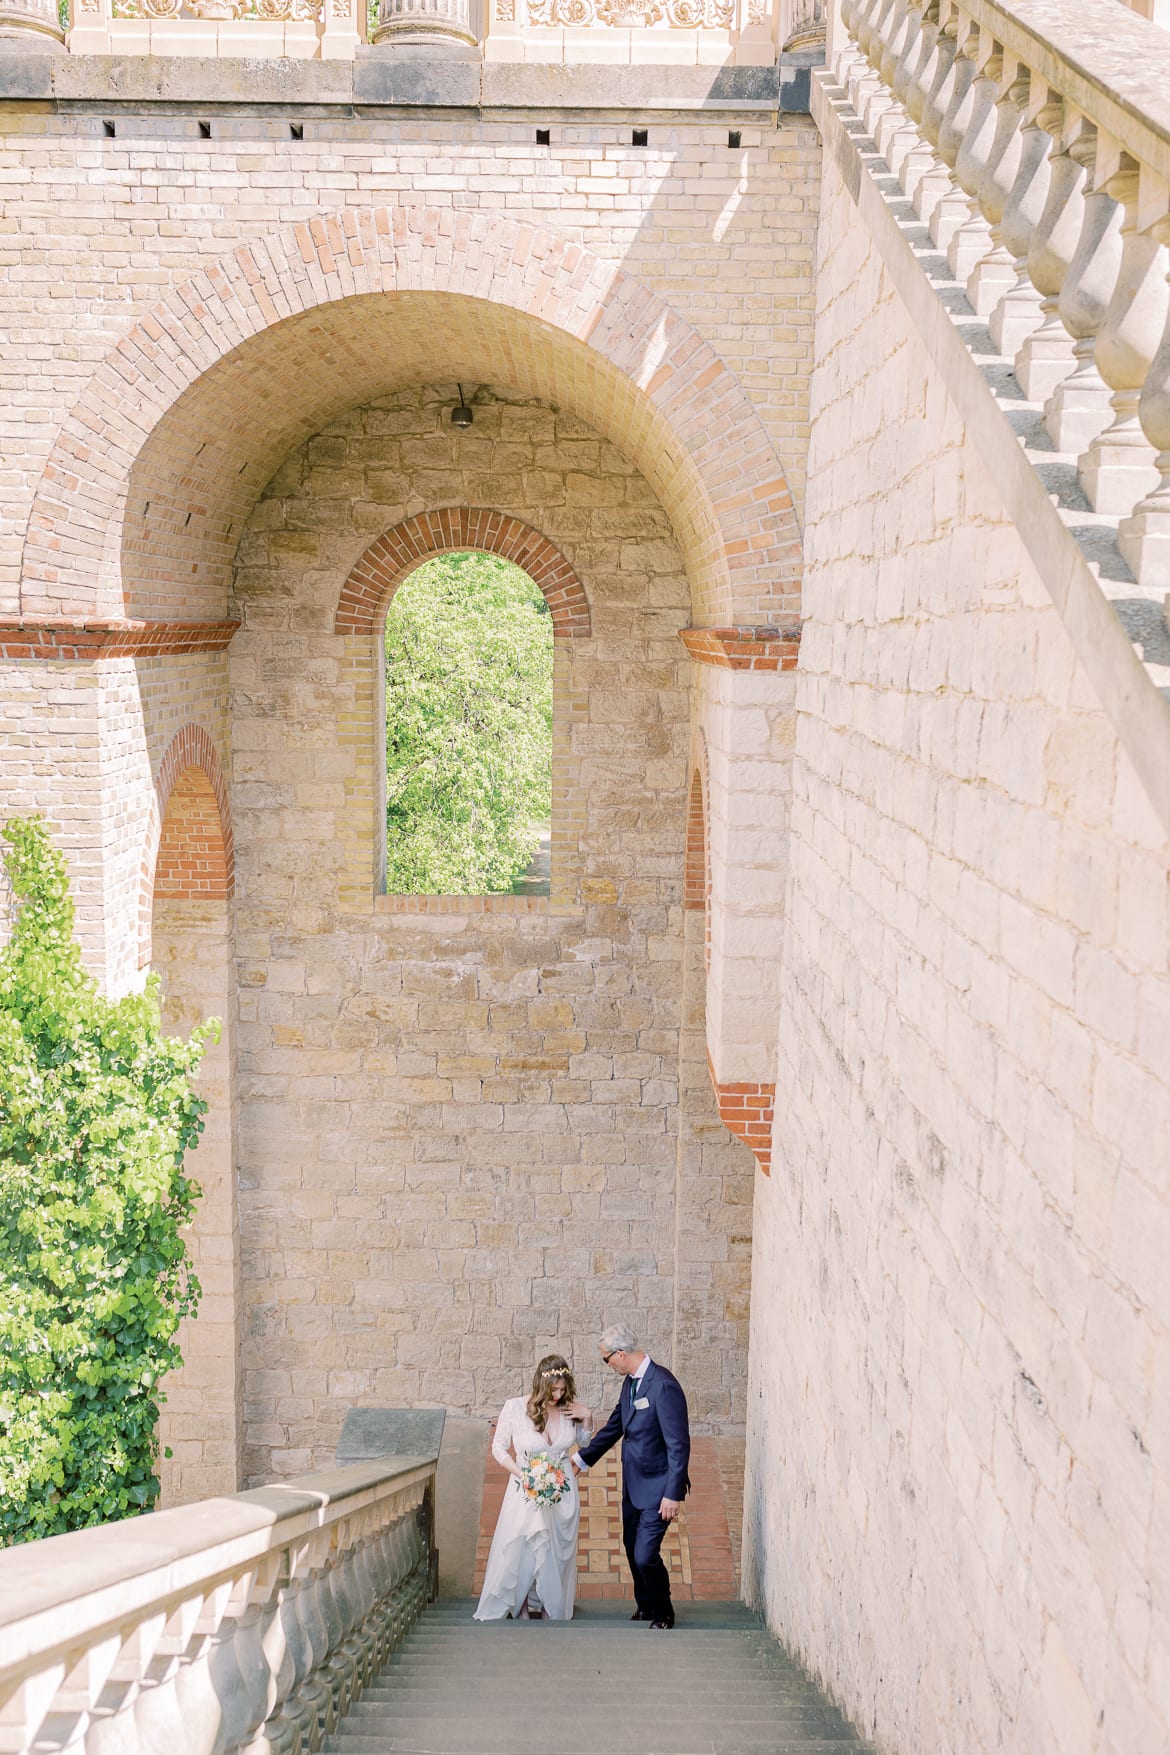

{"left": 743, "top": 149, "right": 1170, "bottom": 1754}
{"left": 227, "top": 384, "right": 756, "bottom": 1478}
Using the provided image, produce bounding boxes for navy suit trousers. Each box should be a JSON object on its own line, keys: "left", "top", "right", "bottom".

{"left": 622, "top": 1496, "right": 672, "bottom": 1622}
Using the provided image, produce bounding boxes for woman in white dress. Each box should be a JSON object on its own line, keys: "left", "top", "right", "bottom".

{"left": 474, "top": 1354, "right": 593, "bottom": 1622}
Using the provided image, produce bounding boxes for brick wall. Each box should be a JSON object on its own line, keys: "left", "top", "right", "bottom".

{"left": 743, "top": 148, "right": 1170, "bottom": 1755}
{"left": 0, "top": 115, "right": 819, "bottom": 627}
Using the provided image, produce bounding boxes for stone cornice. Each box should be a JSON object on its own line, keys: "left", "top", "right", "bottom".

{"left": 679, "top": 625, "right": 801, "bottom": 671}
{"left": 0, "top": 619, "right": 239, "bottom": 659}
{"left": 0, "top": 56, "right": 795, "bottom": 114}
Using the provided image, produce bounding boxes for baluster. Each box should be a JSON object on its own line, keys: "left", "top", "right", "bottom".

{"left": 206, "top": 1569, "right": 273, "bottom": 1755}
{"left": 354, "top": 1532, "right": 381, "bottom": 1679}
{"left": 85, "top": 1619, "right": 165, "bottom": 1755}
{"left": 1118, "top": 178, "right": 1170, "bottom": 578}
{"left": 320, "top": 1548, "right": 357, "bottom": 1726}
{"left": 989, "top": 75, "right": 1054, "bottom": 359}
{"left": 166, "top": 1586, "right": 235, "bottom": 1755}
{"left": 294, "top": 1538, "right": 335, "bottom": 1747}
{"left": 892, "top": 0, "right": 942, "bottom": 200}
{"left": 965, "top": 60, "right": 1029, "bottom": 318}
{"left": 39, "top": 1639, "right": 120, "bottom": 1755}
{"left": 849, "top": 0, "right": 898, "bottom": 120}
{"left": 1079, "top": 146, "right": 1168, "bottom": 515}
{"left": 869, "top": 0, "right": 916, "bottom": 152}
{"left": 1016, "top": 101, "right": 1086, "bottom": 403}
{"left": 1045, "top": 123, "right": 1122, "bottom": 453}
{"left": 929, "top": 13, "right": 979, "bottom": 250}
{"left": 261, "top": 1569, "right": 314, "bottom": 1755}
{"left": 914, "top": 6, "right": 963, "bottom": 229}
{"left": 874, "top": 0, "right": 928, "bottom": 182}
{"left": 132, "top": 1603, "right": 197, "bottom": 1755}
{"left": 250, "top": 1550, "right": 302, "bottom": 1755}
{"left": 946, "top": 26, "right": 1000, "bottom": 279}
{"left": 835, "top": 0, "right": 869, "bottom": 83}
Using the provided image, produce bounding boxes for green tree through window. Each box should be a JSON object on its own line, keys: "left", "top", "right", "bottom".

{"left": 384, "top": 551, "right": 553, "bottom": 896}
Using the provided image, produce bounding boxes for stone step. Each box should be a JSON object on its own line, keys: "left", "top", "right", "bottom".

{"left": 358, "top": 1684, "right": 828, "bottom": 1705}
{"left": 322, "top": 1602, "right": 872, "bottom": 1755}
{"left": 324, "top": 1733, "right": 873, "bottom": 1747}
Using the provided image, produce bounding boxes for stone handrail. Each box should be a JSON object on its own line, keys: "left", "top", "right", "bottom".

{"left": 819, "top": 0, "right": 1170, "bottom": 833}
{"left": 833, "top": 0, "right": 1170, "bottom": 584}
{"left": 0, "top": 1454, "right": 436, "bottom": 1755}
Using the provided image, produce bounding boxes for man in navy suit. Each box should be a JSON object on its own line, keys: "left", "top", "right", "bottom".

{"left": 573, "top": 1323, "right": 691, "bottom": 1629}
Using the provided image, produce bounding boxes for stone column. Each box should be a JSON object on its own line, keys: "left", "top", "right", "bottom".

{"left": 0, "top": 0, "right": 64, "bottom": 46}
{"left": 371, "top": 0, "right": 478, "bottom": 52}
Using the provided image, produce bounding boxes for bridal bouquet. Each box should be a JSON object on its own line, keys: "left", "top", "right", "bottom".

{"left": 518, "top": 1452, "right": 569, "bottom": 1507}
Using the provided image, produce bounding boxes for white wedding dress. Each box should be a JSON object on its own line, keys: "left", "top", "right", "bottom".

{"left": 474, "top": 1397, "right": 593, "bottom": 1622}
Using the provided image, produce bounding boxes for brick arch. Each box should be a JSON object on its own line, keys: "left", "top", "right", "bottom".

{"left": 138, "top": 724, "right": 233, "bottom": 967}
{"left": 21, "top": 206, "right": 801, "bottom": 631}
{"left": 336, "top": 509, "right": 591, "bottom": 638}
{"left": 684, "top": 751, "right": 710, "bottom": 917}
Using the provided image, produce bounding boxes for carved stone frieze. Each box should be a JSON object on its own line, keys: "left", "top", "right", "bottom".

{"left": 528, "top": 0, "right": 737, "bottom": 24}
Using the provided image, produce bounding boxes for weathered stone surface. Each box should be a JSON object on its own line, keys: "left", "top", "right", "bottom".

{"left": 219, "top": 386, "right": 756, "bottom": 1478}
{"left": 743, "top": 139, "right": 1170, "bottom": 1755}
{"left": 336, "top": 1407, "right": 448, "bottom": 1460}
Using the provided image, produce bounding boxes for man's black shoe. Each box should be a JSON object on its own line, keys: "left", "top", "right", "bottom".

{"left": 649, "top": 1615, "right": 675, "bottom": 1629}
{"left": 630, "top": 1609, "right": 648, "bottom": 1621}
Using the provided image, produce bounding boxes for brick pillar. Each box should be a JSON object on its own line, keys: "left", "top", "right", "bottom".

{"left": 671, "top": 906, "right": 755, "bottom": 1433}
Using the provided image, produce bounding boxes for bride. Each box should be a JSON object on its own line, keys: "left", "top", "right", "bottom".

{"left": 474, "top": 1354, "right": 593, "bottom": 1622}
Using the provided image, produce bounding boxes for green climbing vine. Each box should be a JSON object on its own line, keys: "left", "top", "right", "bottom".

{"left": 0, "top": 816, "right": 214, "bottom": 1545}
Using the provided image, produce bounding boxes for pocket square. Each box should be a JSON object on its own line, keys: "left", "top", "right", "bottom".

{"left": 634, "top": 1396, "right": 650, "bottom": 1410}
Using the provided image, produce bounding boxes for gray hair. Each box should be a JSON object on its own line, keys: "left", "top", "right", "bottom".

{"left": 599, "top": 1322, "right": 638, "bottom": 1356}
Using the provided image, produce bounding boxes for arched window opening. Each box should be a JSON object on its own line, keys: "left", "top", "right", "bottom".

{"left": 384, "top": 550, "right": 553, "bottom": 898}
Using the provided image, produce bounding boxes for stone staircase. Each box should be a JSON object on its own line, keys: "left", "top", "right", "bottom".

{"left": 323, "top": 1600, "right": 877, "bottom": 1755}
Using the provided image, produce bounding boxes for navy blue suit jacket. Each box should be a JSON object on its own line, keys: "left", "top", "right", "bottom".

{"left": 577, "top": 1360, "right": 690, "bottom": 1510}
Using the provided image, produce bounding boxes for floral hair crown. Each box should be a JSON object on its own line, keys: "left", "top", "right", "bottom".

{"left": 540, "top": 1367, "right": 569, "bottom": 1379}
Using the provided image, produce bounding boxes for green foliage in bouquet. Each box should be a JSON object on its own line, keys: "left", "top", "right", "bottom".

{"left": 385, "top": 552, "right": 554, "bottom": 896}
{"left": 0, "top": 816, "right": 213, "bottom": 1545}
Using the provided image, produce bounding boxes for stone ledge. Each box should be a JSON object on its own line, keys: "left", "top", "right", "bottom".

{"left": 374, "top": 893, "right": 584, "bottom": 916}
{"left": 0, "top": 49, "right": 797, "bottom": 112}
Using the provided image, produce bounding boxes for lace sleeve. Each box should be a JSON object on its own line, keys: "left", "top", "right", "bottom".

{"left": 491, "top": 1400, "right": 517, "bottom": 1472}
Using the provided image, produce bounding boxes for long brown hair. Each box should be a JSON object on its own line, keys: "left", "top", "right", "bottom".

{"left": 526, "top": 1353, "right": 576, "bottom": 1433}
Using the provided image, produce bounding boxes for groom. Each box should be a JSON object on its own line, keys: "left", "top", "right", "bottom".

{"left": 573, "top": 1323, "right": 691, "bottom": 1629}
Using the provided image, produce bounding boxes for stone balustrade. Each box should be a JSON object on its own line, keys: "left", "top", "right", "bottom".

{"left": 2, "top": 0, "right": 791, "bottom": 62}
{"left": 830, "top": 0, "right": 1170, "bottom": 588}
{"left": 0, "top": 1455, "right": 436, "bottom": 1755}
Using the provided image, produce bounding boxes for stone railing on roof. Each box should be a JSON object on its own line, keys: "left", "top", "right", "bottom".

{"left": 816, "top": 0, "right": 1170, "bottom": 834}
{"left": 0, "top": 1454, "right": 436, "bottom": 1755}
{"left": 1, "top": 0, "right": 804, "bottom": 60}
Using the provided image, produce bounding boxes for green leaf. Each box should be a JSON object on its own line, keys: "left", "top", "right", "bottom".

{"left": 384, "top": 552, "right": 553, "bottom": 896}
{"left": 0, "top": 816, "right": 207, "bottom": 1547}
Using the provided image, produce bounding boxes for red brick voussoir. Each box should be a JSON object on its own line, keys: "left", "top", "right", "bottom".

{"left": 22, "top": 206, "right": 801, "bottom": 631}
{"left": 709, "top": 1055, "right": 776, "bottom": 1175}
{"left": 678, "top": 625, "right": 802, "bottom": 671}
{"left": 336, "top": 510, "right": 590, "bottom": 638}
